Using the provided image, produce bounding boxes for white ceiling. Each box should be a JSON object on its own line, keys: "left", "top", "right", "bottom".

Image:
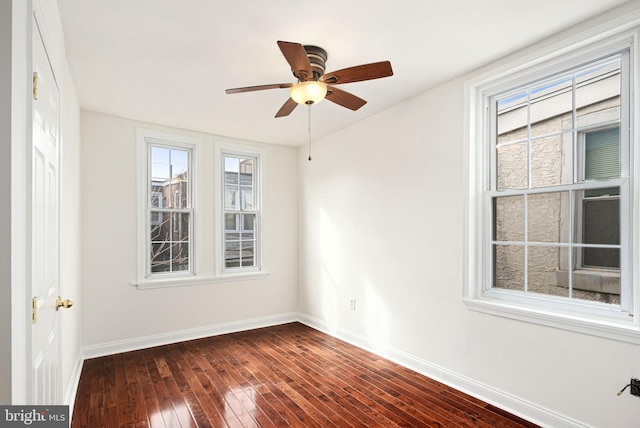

{"left": 57, "top": 0, "right": 631, "bottom": 146}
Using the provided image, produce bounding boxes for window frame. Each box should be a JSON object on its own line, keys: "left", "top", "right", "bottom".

{"left": 136, "top": 129, "right": 201, "bottom": 284}
{"left": 135, "top": 132, "right": 269, "bottom": 289}
{"left": 148, "top": 144, "right": 193, "bottom": 276}
{"left": 463, "top": 25, "right": 640, "bottom": 343}
{"left": 215, "top": 141, "right": 266, "bottom": 277}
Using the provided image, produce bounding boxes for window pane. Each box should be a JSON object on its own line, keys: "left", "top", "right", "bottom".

{"left": 530, "top": 134, "right": 573, "bottom": 188}
{"left": 530, "top": 75, "right": 573, "bottom": 138}
{"left": 493, "top": 196, "right": 524, "bottom": 242}
{"left": 582, "top": 198, "right": 620, "bottom": 246}
{"left": 225, "top": 156, "right": 239, "bottom": 173}
{"left": 150, "top": 211, "right": 167, "bottom": 241}
{"left": 241, "top": 188, "right": 254, "bottom": 210}
{"left": 242, "top": 214, "right": 255, "bottom": 241}
{"left": 574, "top": 189, "right": 620, "bottom": 247}
{"left": 527, "top": 245, "right": 569, "bottom": 298}
{"left": 150, "top": 242, "right": 171, "bottom": 273}
{"left": 172, "top": 212, "right": 190, "bottom": 242}
{"left": 150, "top": 146, "right": 189, "bottom": 209}
{"left": 225, "top": 187, "right": 237, "bottom": 210}
{"left": 584, "top": 127, "right": 620, "bottom": 180}
{"left": 225, "top": 213, "right": 238, "bottom": 232}
{"left": 151, "top": 147, "right": 170, "bottom": 180}
{"left": 241, "top": 241, "right": 255, "bottom": 267}
{"left": 570, "top": 250, "right": 620, "bottom": 304}
{"left": 527, "top": 192, "right": 568, "bottom": 243}
{"left": 576, "top": 60, "right": 620, "bottom": 121}
{"left": 225, "top": 240, "right": 240, "bottom": 268}
{"left": 225, "top": 212, "right": 240, "bottom": 269}
{"left": 150, "top": 191, "right": 162, "bottom": 208}
{"left": 239, "top": 158, "right": 254, "bottom": 175}
{"left": 225, "top": 214, "right": 240, "bottom": 240}
{"left": 171, "top": 149, "right": 189, "bottom": 178}
{"left": 496, "top": 142, "right": 528, "bottom": 190}
{"left": 223, "top": 154, "right": 259, "bottom": 270}
{"left": 583, "top": 247, "right": 620, "bottom": 270}
{"left": 496, "top": 91, "right": 527, "bottom": 145}
{"left": 224, "top": 158, "right": 240, "bottom": 208}
{"left": 493, "top": 244, "right": 524, "bottom": 291}
{"left": 171, "top": 242, "right": 189, "bottom": 272}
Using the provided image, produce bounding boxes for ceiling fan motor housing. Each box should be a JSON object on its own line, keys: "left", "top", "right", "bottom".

{"left": 302, "top": 45, "right": 327, "bottom": 80}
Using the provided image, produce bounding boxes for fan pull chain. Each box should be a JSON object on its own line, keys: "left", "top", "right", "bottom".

{"left": 307, "top": 104, "right": 312, "bottom": 161}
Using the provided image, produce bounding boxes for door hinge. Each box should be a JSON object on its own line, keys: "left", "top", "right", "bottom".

{"left": 32, "top": 72, "right": 39, "bottom": 100}
{"left": 32, "top": 297, "right": 38, "bottom": 324}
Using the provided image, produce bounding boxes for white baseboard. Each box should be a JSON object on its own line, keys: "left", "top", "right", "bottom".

{"left": 78, "top": 312, "right": 587, "bottom": 428}
{"left": 64, "top": 355, "right": 83, "bottom": 416}
{"left": 297, "top": 314, "right": 589, "bottom": 428}
{"left": 81, "top": 313, "right": 298, "bottom": 359}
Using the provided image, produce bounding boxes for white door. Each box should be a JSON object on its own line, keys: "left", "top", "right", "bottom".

{"left": 31, "top": 16, "right": 62, "bottom": 405}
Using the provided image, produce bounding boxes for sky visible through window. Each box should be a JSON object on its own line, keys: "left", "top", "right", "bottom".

{"left": 151, "top": 146, "right": 188, "bottom": 181}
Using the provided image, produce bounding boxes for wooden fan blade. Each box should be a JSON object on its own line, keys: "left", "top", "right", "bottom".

{"left": 325, "top": 86, "right": 367, "bottom": 111}
{"left": 275, "top": 98, "right": 298, "bottom": 118}
{"left": 277, "top": 41, "right": 313, "bottom": 80}
{"left": 321, "top": 61, "right": 393, "bottom": 85}
{"left": 225, "top": 83, "right": 292, "bottom": 94}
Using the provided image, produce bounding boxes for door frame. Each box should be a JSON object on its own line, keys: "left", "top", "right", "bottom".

{"left": 6, "top": 0, "right": 33, "bottom": 405}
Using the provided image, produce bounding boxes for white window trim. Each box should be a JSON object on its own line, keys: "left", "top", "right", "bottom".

{"left": 135, "top": 128, "right": 203, "bottom": 286}
{"left": 134, "top": 132, "right": 270, "bottom": 289}
{"left": 463, "top": 18, "right": 640, "bottom": 344}
{"left": 215, "top": 140, "right": 267, "bottom": 277}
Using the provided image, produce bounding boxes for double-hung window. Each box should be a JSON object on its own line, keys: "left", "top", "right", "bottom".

{"left": 137, "top": 130, "right": 199, "bottom": 283}
{"left": 137, "top": 132, "right": 267, "bottom": 287}
{"left": 219, "top": 147, "right": 263, "bottom": 273}
{"left": 465, "top": 27, "right": 639, "bottom": 342}
{"left": 148, "top": 145, "right": 192, "bottom": 274}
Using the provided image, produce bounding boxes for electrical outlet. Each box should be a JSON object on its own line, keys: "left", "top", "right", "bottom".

{"left": 631, "top": 378, "right": 640, "bottom": 397}
{"left": 349, "top": 299, "right": 356, "bottom": 310}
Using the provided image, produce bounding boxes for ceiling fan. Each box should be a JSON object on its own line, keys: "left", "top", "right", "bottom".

{"left": 225, "top": 41, "right": 393, "bottom": 118}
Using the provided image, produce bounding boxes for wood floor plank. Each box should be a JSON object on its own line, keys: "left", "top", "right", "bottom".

{"left": 232, "top": 336, "right": 357, "bottom": 427}
{"left": 298, "top": 324, "right": 512, "bottom": 428}
{"left": 72, "top": 323, "right": 540, "bottom": 428}
{"left": 295, "top": 332, "right": 486, "bottom": 427}
{"left": 245, "top": 331, "right": 400, "bottom": 427}
{"left": 261, "top": 327, "right": 444, "bottom": 427}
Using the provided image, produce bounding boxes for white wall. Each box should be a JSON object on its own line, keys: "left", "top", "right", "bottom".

{"left": 80, "top": 112, "right": 298, "bottom": 348}
{"left": 298, "top": 18, "right": 640, "bottom": 428}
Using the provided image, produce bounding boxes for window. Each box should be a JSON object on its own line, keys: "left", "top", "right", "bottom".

{"left": 138, "top": 131, "right": 197, "bottom": 280}
{"left": 136, "top": 132, "right": 268, "bottom": 288}
{"left": 465, "top": 27, "right": 640, "bottom": 342}
{"left": 149, "top": 145, "right": 192, "bottom": 274}
{"left": 137, "top": 130, "right": 201, "bottom": 285}
{"left": 220, "top": 149, "right": 262, "bottom": 272}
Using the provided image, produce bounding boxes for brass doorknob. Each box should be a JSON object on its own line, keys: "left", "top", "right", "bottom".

{"left": 56, "top": 296, "right": 73, "bottom": 311}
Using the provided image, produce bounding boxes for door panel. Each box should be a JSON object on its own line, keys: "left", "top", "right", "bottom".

{"left": 31, "top": 15, "right": 61, "bottom": 405}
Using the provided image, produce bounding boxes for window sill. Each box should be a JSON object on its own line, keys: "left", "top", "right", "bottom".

{"left": 463, "top": 295, "right": 640, "bottom": 344}
{"left": 133, "top": 271, "right": 270, "bottom": 290}
{"left": 555, "top": 269, "right": 620, "bottom": 295}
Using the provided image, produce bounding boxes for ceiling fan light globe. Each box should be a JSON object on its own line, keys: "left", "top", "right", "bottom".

{"left": 290, "top": 81, "right": 327, "bottom": 105}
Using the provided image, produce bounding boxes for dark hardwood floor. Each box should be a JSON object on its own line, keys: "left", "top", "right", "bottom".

{"left": 71, "top": 322, "right": 538, "bottom": 427}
